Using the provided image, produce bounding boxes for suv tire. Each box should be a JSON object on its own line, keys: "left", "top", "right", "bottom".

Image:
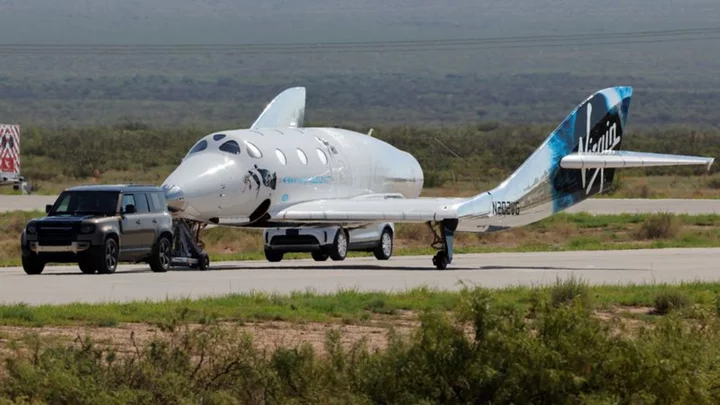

{"left": 330, "top": 229, "right": 348, "bottom": 261}
{"left": 373, "top": 227, "right": 393, "bottom": 260}
{"left": 312, "top": 251, "right": 329, "bottom": 261}
{"left": 264, "top": 247, "right": 283, "bottom": 262}
{"left": 22, "top": 254, "right": 45, "bottom": 275}
{"left": 97, "top": 237, "right": 119, "bottom": 274}
{"left": 149, "top": 236, "right": 172, "bottom": 273}
{"left": 78, "top": 259, "right": 97, "bottom": 274}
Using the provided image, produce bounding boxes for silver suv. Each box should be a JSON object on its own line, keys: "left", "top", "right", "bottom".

{"left": 21, "top": 184, "right": 174, "bottom": 275}
{"left": 263, "top": 223, "right": 394, "bottom": 262}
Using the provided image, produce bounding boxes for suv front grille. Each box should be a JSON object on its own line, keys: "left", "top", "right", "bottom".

{"left": 37, "top": 223, "right": 79, "bottom": 245}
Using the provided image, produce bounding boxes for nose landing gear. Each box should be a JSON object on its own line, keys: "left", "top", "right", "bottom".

{"left": 428, "top": 219, "right": 458, "bottom": 270}
{"left": 171, "top": 219, "right": 210, "bottom": 270}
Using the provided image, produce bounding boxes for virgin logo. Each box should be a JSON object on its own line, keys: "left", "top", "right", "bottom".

{"left": 578, "top": 102, "right": 621, "bottom": 194}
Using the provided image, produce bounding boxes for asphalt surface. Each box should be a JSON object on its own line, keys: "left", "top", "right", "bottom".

{"left": 1, "top": 195, "right": 719, "bottom": 214}
{"left": 565, "top": 198, "right": 720, "bottom": 215}
{"left": 0, "top": 195, "right": 56, "bottom": 212}
{"left": 1, "top": 248, "right": 719, "bottom": 305}
{"left": 1, "top": 196, "right": 718, "bottom": 305}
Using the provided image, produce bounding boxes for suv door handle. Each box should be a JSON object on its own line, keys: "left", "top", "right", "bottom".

{"left": 152, "top": 219, "right": 157, "bottom": 224}
{"left": 136, "top": 220, "right": 141, "bottom": 225}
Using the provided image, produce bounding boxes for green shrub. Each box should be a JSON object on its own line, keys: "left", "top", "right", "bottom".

{"left": 550, "top": 275, "right": 593, "bottom": 309}
{"left": 637, "top": 212, "right": 682, "bottom": 239}
{"left": 654, "top": 290, "right": 691, "bottom": 314}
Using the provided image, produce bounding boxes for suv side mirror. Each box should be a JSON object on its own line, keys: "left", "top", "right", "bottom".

{"left": 124, "top": 204, "right": 136, "bottom": 214}
{"left": 45, "top": 204, "right": 52, "bottom": 214}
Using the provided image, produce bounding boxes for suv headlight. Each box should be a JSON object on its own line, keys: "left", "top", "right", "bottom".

{"left": 26, "top": 223, "right": 37, "bottom": 234}
{"left": 80, "top": 224, "right": 95, "bottom": 234}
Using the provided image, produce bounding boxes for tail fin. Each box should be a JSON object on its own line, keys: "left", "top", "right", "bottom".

{"left": 250, "top": 87, "right": 306, "bottom": 129}
{"left": 486, "top": 86, "right": 714, "bottom": 219}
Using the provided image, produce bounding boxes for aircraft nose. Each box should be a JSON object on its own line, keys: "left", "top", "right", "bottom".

{"left": 161, "top": 152, "right": 237, "bottom": 220}
{"left": 163, "top": 184, "right": 186, "bottom": 212}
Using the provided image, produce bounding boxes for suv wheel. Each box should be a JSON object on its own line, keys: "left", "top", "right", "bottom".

{"left": 373, "top": 227, "right": 393, "bottom": 260}
{"left": 264, "top": 247, "right": 283, "bottom": 262}
{"left": 330, "top": 229, "right": 348, "bottom": 261}
{"left": 149, "top": 236, "right": 172, "bottom": 273}
{"left": 22, "top": 254, "right": 45, "bottom": 275}
{"left": 78, "top": 259, "right": 97, "bottom": 274}
{"left": 312, "top": 250, "right": 329, "bottom": 261}
{"left": 97, "top": 237, "right": 119, "bottom": 274}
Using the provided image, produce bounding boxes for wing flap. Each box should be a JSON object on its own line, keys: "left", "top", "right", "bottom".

{"left": 272, "top": 197, "right": 465, "bottom": 223}
{"left": 560, "top": 151, "right": 715, "bottom": 170}
{"left": 250, "top": 87, "right": 306, "bottom": 129}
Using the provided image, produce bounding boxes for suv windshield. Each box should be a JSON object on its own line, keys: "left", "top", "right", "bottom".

{"left": 49, "top": 191, "right": 120, "bottom": 216}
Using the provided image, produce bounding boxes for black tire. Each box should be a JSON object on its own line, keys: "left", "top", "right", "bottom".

{"left": 149, "top": 236, "right": 172, "bottom": 273}
{"left": 373, "top": 227, "right": 393, "bottom": 260}
{"left": 198, "top": 253, "right": 210, "bottom": 270}
{"left": 264, "top": 247, "right": 283, "bottom": 262}
{"left": 97, "top": 237, "right": 119, "bottom": 274}
{"left": 312, "top": 250, "right": 330, "bottom": 261}
{"left": 22, "top": 254, "right": 45, "bottom": 275}
{"left": 432, "top": 251, "right": 449, "bottom": 270}
{"left": 330, "top": 228, "right": 348, "bottom": 261}
{"left": 78, "top": 259, "right": 97, "bottom": 274}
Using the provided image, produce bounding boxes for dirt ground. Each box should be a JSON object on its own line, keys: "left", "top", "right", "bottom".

{"left": 0, "top": 306, "right": 655, "bottom": 361}
{"left": 0, "top": 318, "right": 420, "bottom": 359}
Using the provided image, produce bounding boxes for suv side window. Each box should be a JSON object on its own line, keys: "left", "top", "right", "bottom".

{"left": 134, "top": 193, "right": 150, "bottom": 213}
{"left": 148, "top": 192, "right": 164, "bottom": 213}
{"left": 122, "top": 194, "right": 137, "bottom": 213}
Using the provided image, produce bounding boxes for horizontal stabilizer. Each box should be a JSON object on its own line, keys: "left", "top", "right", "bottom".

{"left": 560, "top": 151, "right": 715, "bottom": 171}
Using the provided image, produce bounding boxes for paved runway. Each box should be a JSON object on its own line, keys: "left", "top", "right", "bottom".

{"left": 0, "top": 195, "right": 56, "bottom": 213}
{"left": 566, "top": 198, "right": 720, "bottom": 215}
{"left": 1, "top": 248, "right": 719, "bottom": 305}
{"left": 1, "top": 195, "right": 719, "bottom": 214}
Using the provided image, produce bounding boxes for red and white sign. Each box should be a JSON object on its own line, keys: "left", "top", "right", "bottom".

{"left": 0, "top": 124, "right": 20, "bottom": 175}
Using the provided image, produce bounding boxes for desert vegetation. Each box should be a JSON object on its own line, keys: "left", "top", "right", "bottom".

{"left": 4, "top": 280, "right": 720, "bottom": 404}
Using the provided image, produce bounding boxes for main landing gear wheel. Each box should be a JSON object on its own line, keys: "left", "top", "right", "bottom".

{"left": 428, "top": 219, "right": 458, "bottom": 270}
{"left": 330, "top": 228, "right": 348, "bottom": 261}
{"left": 432, "top": 251, "right": 449, "bottom": 270}
{"left": 373, "top": 227, "right": 393, "bottom": 260}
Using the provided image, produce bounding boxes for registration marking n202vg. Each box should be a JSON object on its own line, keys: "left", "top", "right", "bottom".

{"left": 493, "top": 201, "right": 520, "bottom": 216}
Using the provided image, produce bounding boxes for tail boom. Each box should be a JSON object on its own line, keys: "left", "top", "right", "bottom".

{"left": 454, "top": 86, "right": 715, "bottom": 233}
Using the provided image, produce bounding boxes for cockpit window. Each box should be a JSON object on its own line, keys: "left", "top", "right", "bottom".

{"left": 219, "top": 140, "right": 241, "bottom": 155}
{"left": 245, "top": 141, "right": 263, "bottom": 158}
{"left": 213, "top": 134, "right": 226, "bottom": 141}
{"left": 188, "top": 140, "right": 208, "bottom": 155}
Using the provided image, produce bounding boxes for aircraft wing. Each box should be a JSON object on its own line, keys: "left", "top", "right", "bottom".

{"left": 250, "top": 87, "right": 306, "bottom": 129}
{"left": 271, "top": 196, "right": 467, "bottom": 223}
{"left": 561, "top": 151, "right": 714, "bottom": 170}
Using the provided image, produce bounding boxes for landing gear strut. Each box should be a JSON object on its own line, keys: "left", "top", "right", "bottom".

{"left": 428, "top": 219, "right": 458, "bottom": 270}
{"left": 170, "top": 219, "right": 210, "bottom": 270}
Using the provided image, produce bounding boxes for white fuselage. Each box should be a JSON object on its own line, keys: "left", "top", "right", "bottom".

{"left": 162, "top": 127, "right": 423, "bottom": 224}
